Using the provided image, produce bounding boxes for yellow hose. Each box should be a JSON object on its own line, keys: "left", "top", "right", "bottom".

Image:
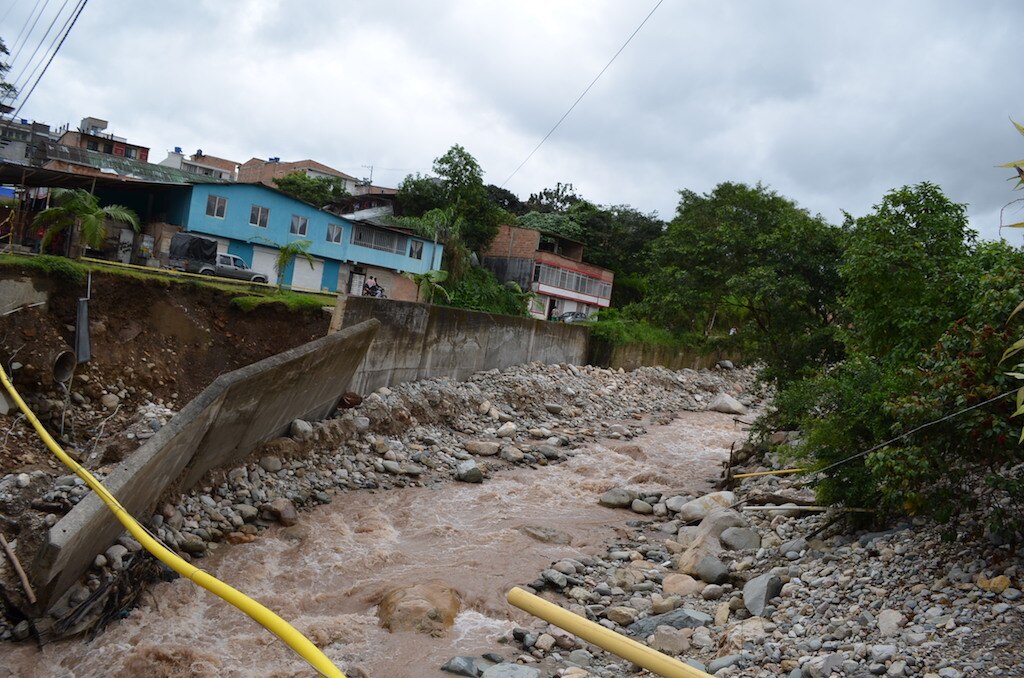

{"left": 0, "top": 367, "right": 345, "bottom": 678}
{"left": 507, "top": 587, "right": 712, "bottom": 677}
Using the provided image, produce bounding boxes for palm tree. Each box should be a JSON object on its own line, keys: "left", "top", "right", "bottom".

{"left": 403, "top": 269, "right": 451, "bottom": 304}
{"left": 265, "top": 238, "right": 315, "bottom": 289}
{"left": 34, "top": 188, "right": 140, "bottom": 255}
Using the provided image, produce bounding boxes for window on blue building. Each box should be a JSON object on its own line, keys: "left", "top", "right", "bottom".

{"left": 409, "top": 240, "right": 423, "bottom": 260}
{"left": 351, "top": 224, "right": 407, "bottom": 254}
{"left": 250, "top": 205, "right": 269, "bottom": 228}
{"left": 326, "top": 223, "right": 343, "bottom": 243}
{"left": 206, "top": 194, "right": 227, "bottom": 218}
{"left": 290, "top": 215, "right": 308, "bottom": 236}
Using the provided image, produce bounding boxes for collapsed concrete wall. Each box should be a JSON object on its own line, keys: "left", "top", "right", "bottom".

{"left": 31, "top": 319, "right": 379, "bottom": 610}
{"left": 329, "top": 296, "right": 588, "bottom": 393}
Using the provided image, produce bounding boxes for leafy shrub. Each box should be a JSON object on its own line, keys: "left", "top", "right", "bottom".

{"left": 231, "top": 291, "right": 329, "bottom": 313}
{"left": 444, "top": 267, "right": 530, "bottom": 317}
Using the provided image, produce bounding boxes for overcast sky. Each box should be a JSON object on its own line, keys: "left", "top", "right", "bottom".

{"left": 3, "top": 0, "right": 1023, "bottom": 238}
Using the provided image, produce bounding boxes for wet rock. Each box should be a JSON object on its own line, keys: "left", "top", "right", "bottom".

{"left": 441, "top": 656, "right": 480, "bottom": 677}
{"left": 265, "top": 498, "right": 299, "bottom": 526}
{"left": 598, "top": 487, "right": 638, "bottom": 508}
{"left": 456, "top": 460, "right": 483, "bottom": 483}
{"left": 178, "top": 532, "right": 207, "bottom": 555}
{"left": 631, "top": 499, "right": 654, "bottom": 514}
{"left": 708, "top": 393, "right": 746, "bottom": 414}
{"left": 520, "top": 526, "right": 571, "bottom": 545}
{"left": 377, "top": 580, "right": 462, "bottom": 636}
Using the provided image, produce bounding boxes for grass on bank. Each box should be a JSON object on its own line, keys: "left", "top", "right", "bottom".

{"left": 0, "top": 253, "right": 332, "bottom": 313}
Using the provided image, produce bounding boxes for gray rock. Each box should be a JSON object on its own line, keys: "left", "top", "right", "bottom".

{"left": 259, "top": 456, "right": 283, "bottom": 473}
{"left": 627, "top": 607, "right": 713, "bottom": 638}
{"left": 877, "top": 608, "right": 905, "bottom": 637}
{"left": 869, "top": 644, "right": 897, "bottom": 662}
{"left": 778, "top": 537, "right": 807, "bottom": 556}
{"left": 743, "top": 573, "right": 783, "bottom": 616}
{"left": 718, "top": 360, "right": 735, "bottom": 370}
{"left": 290, "top": 418, "right": 313, "bottom": 441}
{"left": 481, "top": 665, "right": 540, "bottom": 678}
{"left": 721, "top": 526, "right": 761, "bottom": 551}
{"left": 709, "top": 393, "right": 746, "bottom": 415}
{"left": 674, "top": 492, "right": 736, "bottom": 523}
{"left": 382, "top": 460, "right": 401, "bottom": 474}
{"left": 695, "top": 555, "right": 730, "bottom": 584}
{"left": 598, "top": 487, "right": 638, "bottom": 508}
{"left": 631, "top": 499, "right": 654, "bottom": 514}
{"left": 708, "top": 653, "right": 742, "bottom": 673}
{"left": 353, "top": 416, "right": 371, "bottom": 432}
{"left": 804, "top": 653, "right": 843, "bottom": 677}
{"left": 495, "top": 422, "right": 517, "bottom": 438}
{"left": 100, "top": 393, "right": 120, "bottom": 409}
{"left": 465, "top": 440, "right": 500, "bottom": 456}
{"left": 441, "top": 656, "right": 480, "bottom": 677}
{"left": 456, "top": 460, "right": 483, "bottom": 483}
{"left": 544, "top": 403, "right": 563, "bottom": 415}
{"left": 541, "top": 569, "right": 568, "bottom": 588}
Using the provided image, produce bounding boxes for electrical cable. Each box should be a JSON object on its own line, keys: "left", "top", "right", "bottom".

{"left": 5, "top": 0, "right": 73, "bottom": 105}
{"left": 4, "top": 0, "right": 73, "bottom": 106}
{"left": 6, "top": 0, "right": 86, "bottom": 123}
{"left": 811, "top": 389, "right": 1017, "bottom": 477}
{"left": 8, "top": 0, "right": 51, "bottom": 71}
{"left": 7, "top": 0, "right": 46, "bottom": 65}
{"left": 500, "top": 0, "right": 664, "bottom": 188}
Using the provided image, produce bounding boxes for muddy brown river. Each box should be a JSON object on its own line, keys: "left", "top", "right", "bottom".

{"left": 4, "top": 410, "right": 745, "bottom": 677}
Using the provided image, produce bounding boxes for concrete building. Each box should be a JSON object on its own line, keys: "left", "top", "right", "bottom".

{"left": 0, "top": 118, "right": 59, "bottom": 165}
{"left": 158, "top": 148, "right": 239, "bottom": 182}
{"left": 55, "top": 117, "right": 149, "bottom": 162}
{"left": 238, "top": 157, "right": 360, "bottom": 195}
{"left": 483, "top": 224, "right": 613, "bottom": 320}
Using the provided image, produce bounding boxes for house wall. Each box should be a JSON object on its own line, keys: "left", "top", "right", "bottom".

{"left": 184, "top": 184, "right": 440, "bottom": 292}
{"left": 487, "top": 224, "right": 541, "bottom": 259}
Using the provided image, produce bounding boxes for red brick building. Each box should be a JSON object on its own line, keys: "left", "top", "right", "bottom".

{"left": 483, "top": 224, "right": 613, "bottom": 320}
{"left": 56, "top": 117, "right": 149, "bottom": 162}
{"left": 237, "top": 158, "right": 360, "bottom": 194}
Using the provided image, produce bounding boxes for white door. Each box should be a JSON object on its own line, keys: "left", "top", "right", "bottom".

{"left": 251, "top": 246, "right": 278, "bottom": 282}
{"left": 291, "top": 256, "right": 324, "bottom": 291}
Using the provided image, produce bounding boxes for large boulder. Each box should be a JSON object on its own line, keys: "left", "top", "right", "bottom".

{"left": 672, "top": 491, "right": 736, "bottom": 523}
{"left": 721, "top": 527, "right": 761, "bottom": 552}
{"left": 598, "top": 487, "right": 638, "bottom": 508}
{"left": 627, "top": 607, "right": 713, "bottom": 638}
{"left": 377, "top": 580, "right": 462, "bottom": 636}
{"left": 674, "top": 508, "right": 748, "bottom": 576}
{"left": 709, "top": 393, "right": 747, "bottom": 415}
{"left": 742, "top": 573, "right": 783, "bottom": 616}
{"left": 694, "top": 555, "right": 729, "bottom": 584}
{"left": 464, "top": 440, "right": 500, "bottom": 456}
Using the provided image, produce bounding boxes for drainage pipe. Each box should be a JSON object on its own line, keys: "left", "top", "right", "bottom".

{"left": 0, "top": 367, "right": 345, "bottom": 678}
{"left": 506, "top": 587, "right": 712, "bottom": 678}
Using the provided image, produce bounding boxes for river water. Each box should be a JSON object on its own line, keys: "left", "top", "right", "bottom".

{"left": 3, "top": 410, "right": 745, "bottom": 677}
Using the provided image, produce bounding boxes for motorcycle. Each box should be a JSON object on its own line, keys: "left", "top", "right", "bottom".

{"left": 362, "top": 282, "right": 387, "bottom": 298}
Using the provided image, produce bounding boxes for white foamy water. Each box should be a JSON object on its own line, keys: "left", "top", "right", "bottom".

{"left": 2, "top": 410, "right": 746, "bottom": 677}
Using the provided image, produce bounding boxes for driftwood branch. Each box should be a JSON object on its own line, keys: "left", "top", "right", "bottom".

{"left": 0, "top": 533, "right": 36, "bottom": 604}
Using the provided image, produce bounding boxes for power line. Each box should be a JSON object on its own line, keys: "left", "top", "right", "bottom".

{"left": 6, "top": 0, "right": 73, "bottom": 104}
{"left": 7, "top": 0, "right": 87, "bottom": 123}
{"left": 9, "top": 0, "right": 51, "bottom": 69}
{"left": 500, "top": 0, "right": 664, "bottom": 188}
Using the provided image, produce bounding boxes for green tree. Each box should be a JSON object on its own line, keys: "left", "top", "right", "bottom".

{"left": 840, "top": 182, "right": 974, "bottom": 364}
{"left": 486, "top": 184, "right": 526, "bottom": 215}
{"left": 526, "top": 182, "right": 581, "bottom": 213}
{"left": 517, "top": 211, "right": 585, "bottom": 241}
{"left": 403, "top": 269, "right": 451, "bottom": 304}
{"left": 432, "top": 144, "right": 509, "bottom": 252}
{"left": 272, "top": 171, "right": 349, "bottom": 207}
{"left": 396, "top": 173, "right": 446, "bottom": 216}
{"left": 0, "top": 38, "right": 15, "bottom": 100}
{"left": 644, "top": 182, "right": 843, "bottom": 385}
{"left": 34, "top": 188, "right": 139, "bottom": 255}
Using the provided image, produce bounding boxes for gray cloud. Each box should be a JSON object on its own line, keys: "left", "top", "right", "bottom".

{"left": 5, "top": 0, "right": 1022, "bottom": 238}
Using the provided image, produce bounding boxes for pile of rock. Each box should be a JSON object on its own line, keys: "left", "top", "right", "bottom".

{"left": 505, "top": 470, "right": 1023, "bottom": 677}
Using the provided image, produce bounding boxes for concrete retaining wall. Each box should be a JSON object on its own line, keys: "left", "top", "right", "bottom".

{"left": 588, "top": 337, "right": 740, "bottom": 371}
{"left": 31, "top": 319, "right": 379, "bottom": 610}
{"left": 329, "top": 296, "right": 588, "bottom": 393}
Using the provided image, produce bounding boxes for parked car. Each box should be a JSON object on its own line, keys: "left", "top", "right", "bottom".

{"left": 168, "top": 233, "right": 269, "bottom": 283}
{"left": 557, "top": 311, "right": 590, "bottom": 323}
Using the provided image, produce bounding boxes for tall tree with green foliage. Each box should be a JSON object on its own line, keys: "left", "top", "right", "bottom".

{"left": 273, "top": 171, "right": 349, "bottom": 207}
{"left": 840, "top": 182, "right": 974, "bottom": 364}
{"left": 34, "top": 188, "right": 139, "bottom": 255}
{"left": 644, "top": 182, "right": 843, "bottom": 385}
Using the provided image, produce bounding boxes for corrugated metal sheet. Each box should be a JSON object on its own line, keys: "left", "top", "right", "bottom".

{"left": 39, "top": 141, "right": 225, "bottom": 184}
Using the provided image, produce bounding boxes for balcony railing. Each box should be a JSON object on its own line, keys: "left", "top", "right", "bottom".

{"left": 533, "top": 263, "right": 611, "bottom": 300}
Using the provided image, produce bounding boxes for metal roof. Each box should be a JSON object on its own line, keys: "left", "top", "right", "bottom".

{"left": 38, "top": 141, "right": 226, "bottom": 184}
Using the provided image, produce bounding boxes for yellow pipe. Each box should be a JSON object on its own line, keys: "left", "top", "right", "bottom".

{"left": 0, "top": 367, "right": 344, "bottom": 678}
{"left": 731, "top": 468, "right": 804, "bottom": 479}
{"left": 507, "top": 587, "right": 712, "bottom": 678}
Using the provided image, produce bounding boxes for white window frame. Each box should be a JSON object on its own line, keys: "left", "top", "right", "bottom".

{"left": 409, "top": 240, "right": 424, "bottom": 260}
{"left": 250, "top": 205, "right": 269, "bottom": 228}
{"left": 326, "top": 223, "right": 343, "bottom": 243}
{"left": 290, "top": 214, "right": 308, "bottom": 236}
{"left": 351, "top": 224, "right": 407, "bottom": 255}
{"left": 206, "top": 194, "right": 227, "bottom": 219}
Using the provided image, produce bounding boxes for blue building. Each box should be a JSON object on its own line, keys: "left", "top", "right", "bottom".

{"left": 179, "top": 183, "right": 441, "bottom": 296}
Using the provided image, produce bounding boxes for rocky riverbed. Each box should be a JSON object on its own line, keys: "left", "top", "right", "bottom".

{"left": 2, "top": 360, "right": 1021, "bottom": 678}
